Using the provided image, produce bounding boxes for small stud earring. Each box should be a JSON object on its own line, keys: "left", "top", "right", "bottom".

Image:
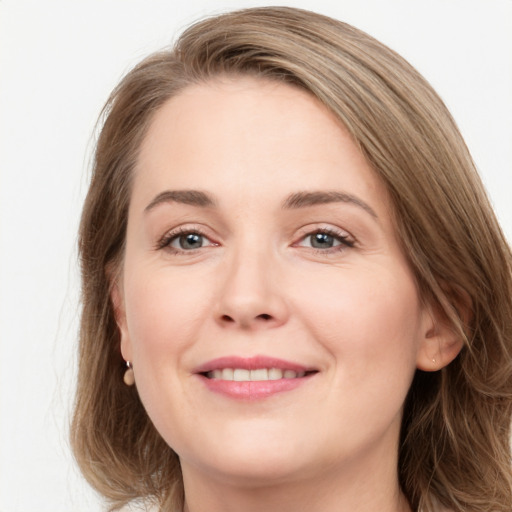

{"left": 432, "top": 357, "right": 437, "bottom": 365}
{"left": 123, "top": 361, "right": 135, "bottom": 386}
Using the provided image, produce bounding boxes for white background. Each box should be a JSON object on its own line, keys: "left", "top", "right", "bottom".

{"left": 1, "top": 0, "right": 511, "bottom": 510}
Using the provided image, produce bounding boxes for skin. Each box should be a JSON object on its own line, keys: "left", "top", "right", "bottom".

{"left": 113, "top": 77, "right": 461, "bottom": 512}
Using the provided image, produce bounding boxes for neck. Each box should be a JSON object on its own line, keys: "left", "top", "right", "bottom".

{"left": 181, "top": 448, "right": 411, "bottom": 512}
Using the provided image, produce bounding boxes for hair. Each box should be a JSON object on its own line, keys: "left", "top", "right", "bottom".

{"left": 71, "top": 6, "right": 512, "bottom": 511}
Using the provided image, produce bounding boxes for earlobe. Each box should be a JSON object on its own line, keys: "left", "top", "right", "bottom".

{"left": 417, "top": 285, "right": 471, "bottom": 372}
{"left": 416, "top": 325, "right": 464, "bottom": 372}
{"left": 416, "top": 306, "right": 465, "bottom": 372}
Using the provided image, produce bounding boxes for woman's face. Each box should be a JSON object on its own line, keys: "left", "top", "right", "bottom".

{"left": 115, "top": 77, "right": 435, "bottom": 488}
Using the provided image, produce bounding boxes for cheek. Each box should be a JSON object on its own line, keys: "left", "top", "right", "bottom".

{"left": 122, "top": 267, "right": 215, "bottom": 435}
{"left": 295, "top": 265, "right": 422, "bottom": 378}
{"left": 123, "top": 266, "right": 213, "bottom": 361}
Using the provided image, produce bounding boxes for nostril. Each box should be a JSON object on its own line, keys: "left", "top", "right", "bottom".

{"left": 218, "top": 312, "right": 276, "bottom": 327}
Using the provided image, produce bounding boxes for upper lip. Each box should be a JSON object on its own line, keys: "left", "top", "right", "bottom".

{"left": 193, "top": 355, "right": 316, "bottom": 374}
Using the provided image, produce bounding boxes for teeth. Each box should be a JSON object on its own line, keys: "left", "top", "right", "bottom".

{"left": 268, "top": 368, "right": 283, "bottom": 380}
{"left": 206, "top": 368, "right": 307, "bottom": 381}
{"left": 221, "top": 368, "right": 234, "bottom": 380}
{"left": 250, "top": 368, "right": 268, "bottom": 380}
{"left": 233, "top": 369, "right": 250, "bottom": 381}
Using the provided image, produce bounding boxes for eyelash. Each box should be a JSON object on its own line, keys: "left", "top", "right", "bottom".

{"left": 156, "top": 226, "right": 215, "bottom": 254}
{"left": 156, "top": 226, "right": 355, "bottom": 255}
{"left": 296, "top": 227, "right": 355, "bottom": 254}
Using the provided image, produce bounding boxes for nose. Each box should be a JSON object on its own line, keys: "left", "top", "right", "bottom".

{"left": 215, "top": 249, "right": 289, "bottom": 330}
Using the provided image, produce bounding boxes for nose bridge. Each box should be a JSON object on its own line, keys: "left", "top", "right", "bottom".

{"left": 215, "top": 233, "right": 288, "bottom": 329}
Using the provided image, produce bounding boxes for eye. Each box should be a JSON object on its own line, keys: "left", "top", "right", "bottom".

{"left": 308, "top": 232, "right": 339, "bottom": 249}
{"left": 297, "top": 228, "right": 354, "bottom": 251}
{"left": 158, "top": 228, "right": 216, "bottom": 253}
{"left": 172, "top": 232, "right": 207, "bottom": 250}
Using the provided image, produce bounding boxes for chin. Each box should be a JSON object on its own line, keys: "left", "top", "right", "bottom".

{"left": 200, "top": 453, "right": 310, "bottom": 488}
{"left": 179, "top": 428, "right": 315, "bottom": 487}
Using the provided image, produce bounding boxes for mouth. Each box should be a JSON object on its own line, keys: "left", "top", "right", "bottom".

{"left": 194, "top": 356, "right": 318, "bottom": 400}
{"left": 203, "top": 368, "right": 316, "bottom": 381}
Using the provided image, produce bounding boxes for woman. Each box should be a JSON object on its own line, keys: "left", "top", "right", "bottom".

{"left": 71, "top": 7, "right": 512, "bottom": 512}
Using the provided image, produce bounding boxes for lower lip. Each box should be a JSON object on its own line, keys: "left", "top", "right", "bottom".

{"left": 197, "top": 374, "right": 314, "bottom": 400}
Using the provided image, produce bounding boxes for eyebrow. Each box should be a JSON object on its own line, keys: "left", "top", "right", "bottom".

{"left": 144, "top": 189, "right": 377, "bottom": 219}
{"left": 144, "top": 190, "right": 216, "bottom": 212}
{"left": 282, "top": 191, "right": 378, "bottom": 218}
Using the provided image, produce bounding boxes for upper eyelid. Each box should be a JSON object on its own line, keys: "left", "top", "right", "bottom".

{"left": 155, "top": 223, "right": 356, "bottom": 248}
{"left": 293, "top": 224, "right": 355, "bottom": 242}
{"left": 156, "top": 225, "right": 215, "bottom": 250}
{"left": 291, "top": 225, "right": 358, "bottom": 255}
{"left": 161, "top": 224, "right": 212, "bottom": 238}
{"left": 296, "top": 231, "right": 354, "bottom": 248}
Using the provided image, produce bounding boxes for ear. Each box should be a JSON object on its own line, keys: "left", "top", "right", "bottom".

{"left": 416, "top": 292, "right": 470, "bottom": 372}
{"left": 110, "top": 273, "right": 133, "bottom": 363}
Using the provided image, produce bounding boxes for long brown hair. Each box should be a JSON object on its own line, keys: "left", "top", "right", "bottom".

{"left": 71, "top": 7, "right": 512, "bottom": 511}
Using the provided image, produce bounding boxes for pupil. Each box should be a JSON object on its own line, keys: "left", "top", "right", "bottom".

{"left": 311, "top": 233, "right": 333, "bottom": 248}
{"left": 180, "top": 233, "right": 202, "bottom": 249}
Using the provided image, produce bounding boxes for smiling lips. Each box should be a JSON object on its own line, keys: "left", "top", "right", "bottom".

{"left": 195, "top": 356, "right": 317, "bottom": 400}
{"left": 207, "top": 368, "right": 307, "bottom": 381}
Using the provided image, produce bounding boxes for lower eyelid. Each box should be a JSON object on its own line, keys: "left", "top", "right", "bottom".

{"left": 157, "top": 224, "right": 223, "bottom": 253}
{"left": 156, "top": 226, "right": 354, "bottom": 252}
{"left": 295, "top": 228, "right": 354, "bottom": 247}
{"left": 157, "top": 229, "right": 201, "bottom": 250}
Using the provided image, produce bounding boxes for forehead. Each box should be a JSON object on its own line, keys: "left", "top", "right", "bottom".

{"left": 133, "top": 76, "right": 389, "bottom": 216}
